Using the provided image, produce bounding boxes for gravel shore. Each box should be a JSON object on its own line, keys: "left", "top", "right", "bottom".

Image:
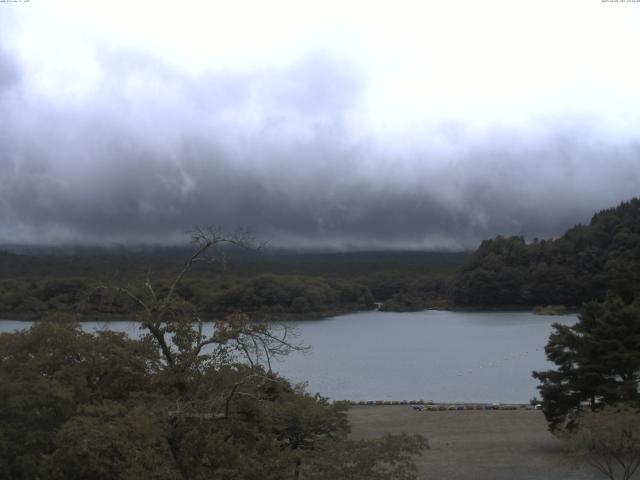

{"left": 348, "top": 405, "right": 603, "bottom": 480}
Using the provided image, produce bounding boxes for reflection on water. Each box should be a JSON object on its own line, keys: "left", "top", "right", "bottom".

{"left": 0, "top": 310, "right": 576, "bottom": 403}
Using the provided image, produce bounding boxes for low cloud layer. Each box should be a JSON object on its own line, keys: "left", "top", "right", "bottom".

{"left": 1, "top": 2, "right": 639, "bottom": 250}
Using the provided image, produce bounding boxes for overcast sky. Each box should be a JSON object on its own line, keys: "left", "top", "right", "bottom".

{"left": 1, "top": 0, "right": 639, "bottom": 250}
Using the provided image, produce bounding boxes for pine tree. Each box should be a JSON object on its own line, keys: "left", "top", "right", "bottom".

{"left": 533, "top": 297, "right": 640, "bottom": 431}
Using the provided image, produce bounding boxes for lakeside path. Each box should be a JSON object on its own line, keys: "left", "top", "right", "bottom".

{"left": 348, "top": 406, "right": 602, "bottom": 480}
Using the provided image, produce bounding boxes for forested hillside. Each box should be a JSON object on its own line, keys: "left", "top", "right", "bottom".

{"left": 0, "top": 251, "right": 464, "bottom": 319}
{"left": 452, "top": 198, "right": 640, "bottom": 307}
{"left": 5, "top": 198, "right": 638, "bottom": 317}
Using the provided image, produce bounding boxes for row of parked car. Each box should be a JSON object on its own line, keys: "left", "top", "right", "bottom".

{"left": 347, "top": 399, "right": 543, "bottom": 411}
{"left": 411, "top": 403, "right": 520, "bottom": 411}
{"left": 349, "top": 400, "right": 427, "bottom": 406}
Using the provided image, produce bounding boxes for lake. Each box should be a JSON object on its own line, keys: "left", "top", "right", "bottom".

{"left": 0, "top": 310, "right": 576, "bottom": 403}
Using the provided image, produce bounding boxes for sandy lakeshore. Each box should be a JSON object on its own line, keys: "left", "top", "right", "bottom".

{"left": 348, "top": 406, "right": 604, "bottom": 480}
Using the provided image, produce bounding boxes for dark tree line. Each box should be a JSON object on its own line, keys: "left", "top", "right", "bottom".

{"left": 452, "top": 198, "right": 640, "bottom": 307}
{"left": 0, "top": 250, "right": 462, "bottom": 318}
{"left": 5, "top": 198, "right": 640, "bottom": 320}
{"left": 0, "top": 274, "right": 375, "bottom": 320}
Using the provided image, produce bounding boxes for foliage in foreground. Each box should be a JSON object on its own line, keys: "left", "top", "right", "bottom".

{"left": 0, "top": 320, "right": 426, "bottom": 480}
{"left": 0, "top": 231, "right": 426, "bottom": 479}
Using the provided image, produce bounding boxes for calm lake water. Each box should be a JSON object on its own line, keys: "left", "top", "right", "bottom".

{"left": 0, "top": 310, "right": 576, "bottom": 403}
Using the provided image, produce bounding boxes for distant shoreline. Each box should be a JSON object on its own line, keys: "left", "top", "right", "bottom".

{"left": 0, "top": 305, "right": 579, "bottom": 323}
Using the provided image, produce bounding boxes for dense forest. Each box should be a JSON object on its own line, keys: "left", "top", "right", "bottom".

{"left": 0, "top": 251, "right": 463, "bottom": 319}
{"left": 2, "top": 198, "right": 639, "bottom": 319}
{"left": 452, "top": 198, "right": 640, "bottom": 308}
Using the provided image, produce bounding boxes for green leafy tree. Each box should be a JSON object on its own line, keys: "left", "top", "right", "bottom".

{"left": 1, "top": 229, "right": 426, "bottom": 479}
{"left": 452, "top": 198, "right": 640, "bottom": 308}
{"left": 0, "top": 321, "right": 158, "bottom": 479}
{"left": 49, "top": 401, "right": 180, "bottom": 480}
{"left": 533, "top": 297, "right": 640, "bottom": 432}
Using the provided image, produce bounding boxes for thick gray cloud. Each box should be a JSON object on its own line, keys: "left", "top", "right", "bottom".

{"left": 0, "top": 48, "right": 19, "bottom": 92}
{"left": 1, "top": 7, "right": 639, "bottom": 251}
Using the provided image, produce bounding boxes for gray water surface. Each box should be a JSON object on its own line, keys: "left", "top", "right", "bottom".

{"left": 0, "top": 310, "right": 576, "bottom": 403}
